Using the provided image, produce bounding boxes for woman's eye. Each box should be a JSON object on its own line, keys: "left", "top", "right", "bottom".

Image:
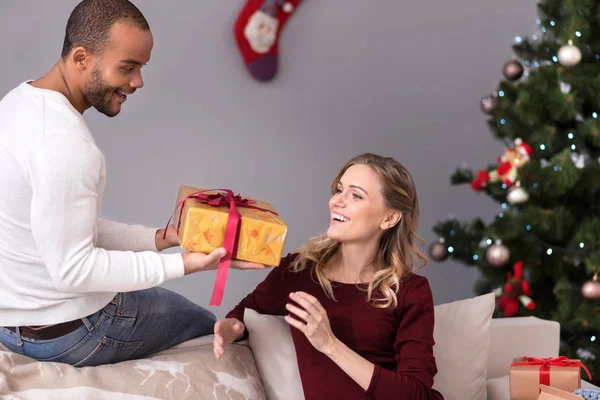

{"left": 353, "top": 193, "right": 362, "bottom": 200}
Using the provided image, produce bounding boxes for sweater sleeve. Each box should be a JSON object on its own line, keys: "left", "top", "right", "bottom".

{"left": 365, "top": 276, "right": 442, "bottom": 400}
{"left": 96, "top": 217, "right": 159, "bottom": 252}
{"left": 226, "top": 253, "right": 297, "bottom": 337}
{"left": 27, "top": 134, "right": 185, "bottom": 293}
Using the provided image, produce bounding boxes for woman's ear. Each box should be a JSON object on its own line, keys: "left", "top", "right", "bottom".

{"left": 381, "top": 211, "right": 402, "bottom": 230}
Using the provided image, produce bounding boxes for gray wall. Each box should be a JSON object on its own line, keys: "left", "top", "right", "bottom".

{"left": 0, "top": 1, "right": 538, "bottom": 318}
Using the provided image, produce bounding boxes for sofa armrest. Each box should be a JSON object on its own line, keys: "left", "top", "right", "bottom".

{"left": 487, "top": 316, "right": 560, "bottom": 380}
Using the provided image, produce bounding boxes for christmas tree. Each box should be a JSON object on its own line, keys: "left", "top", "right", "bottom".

{"left": 431, "top": 0, "right": 600, "bottom": 381}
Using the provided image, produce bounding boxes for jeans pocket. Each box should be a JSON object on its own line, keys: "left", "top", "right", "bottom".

{"left": 73, "top": 336, "right": 143, "bottom": 367}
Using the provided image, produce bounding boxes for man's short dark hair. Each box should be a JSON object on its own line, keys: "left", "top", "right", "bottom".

{"left": 61, "top": 0, "right": 150, "bottom": 59}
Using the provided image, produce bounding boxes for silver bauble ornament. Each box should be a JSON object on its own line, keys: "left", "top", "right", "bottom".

{"left": 486, "top": 240, "right": 510, "bottom": 267}
{"left": 480, "top": 94, "right": 497, "bottom": 114}
{"left": 429, "top": 240, "right": 449, "bottom": 262}
{"left": 503, "top": 59, "right": 524, "bottom": 81}
{"left": 506, "top": 182, "right": 529, "bottom": 205}
{"left": 558, "top": 41, "right": 582, "bottom": 67}
{"left": 581, "top": 273, "right": 600, "bottom": 300}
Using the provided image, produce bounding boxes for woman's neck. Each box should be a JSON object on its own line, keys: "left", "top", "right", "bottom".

{"left": 327, "top": 241, "right": 379, "bottom": 284}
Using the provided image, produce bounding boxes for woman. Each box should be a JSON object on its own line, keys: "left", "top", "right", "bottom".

{"left": 213, "top": 153, "right": 444, "bottom": 400}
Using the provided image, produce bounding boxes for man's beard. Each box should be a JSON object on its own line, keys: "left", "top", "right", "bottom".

{"left": 83, "top": 64, "right": 119, "bottom": 117}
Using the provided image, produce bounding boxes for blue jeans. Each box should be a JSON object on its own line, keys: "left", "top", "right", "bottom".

{"left": 0, "top": 287, "right": 216, "bottom": 367}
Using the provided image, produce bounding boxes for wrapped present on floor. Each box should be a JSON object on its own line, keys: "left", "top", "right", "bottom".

{"left": 165, "top": 185, "right": 288, "bottom": 306}
{"left": 510, "top": 356, "right": 592, "bottom": 400}
{"left": 537, "top": 385, "right": 584, "bottom": 400}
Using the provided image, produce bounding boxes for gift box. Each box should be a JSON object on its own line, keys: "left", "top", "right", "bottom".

{"left": 537, "top": 385, "right": 584, "bottom": 400}
{"left": 510, "top": 357, "right": 591, "bottom": 400}
{"left": 167, "top": 185, "right": 288, "bottom": 305}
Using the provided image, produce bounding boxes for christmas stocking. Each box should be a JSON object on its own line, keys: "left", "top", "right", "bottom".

{"left": 234, "top": 0, "right": 302, "bottom": 82}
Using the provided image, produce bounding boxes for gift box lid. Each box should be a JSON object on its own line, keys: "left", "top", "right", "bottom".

{"left": 537, "top": 384, "right": 584, "bottom": 400}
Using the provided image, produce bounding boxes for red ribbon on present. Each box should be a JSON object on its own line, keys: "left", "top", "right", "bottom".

{"left": 511, "top": 356, "right": 594, "bottom": 388}
{"left": 164, "top": 189, "right": 278, "bottom": 306}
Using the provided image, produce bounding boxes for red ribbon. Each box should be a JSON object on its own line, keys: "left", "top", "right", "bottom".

{"left": 164, "top": 189, "right": 277, "bottom": 306}
{"left": 511, "top": 356, "right": 594, "bottom": 388}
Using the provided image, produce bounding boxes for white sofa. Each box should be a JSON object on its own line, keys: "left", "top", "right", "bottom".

{"left": 0, "top": 297, "right": 597, "bottom": 399}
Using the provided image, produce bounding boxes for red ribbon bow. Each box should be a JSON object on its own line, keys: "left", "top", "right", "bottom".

{"left": 512, "top": 356, "right": 594, "bottom": 388}
{"left": 164, "top": 189, "right": 277, "bottom": 306}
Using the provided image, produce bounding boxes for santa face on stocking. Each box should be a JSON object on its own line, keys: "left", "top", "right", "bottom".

{"left": 244, "top": 10, "right": 280, "bottom": 54}
{"left": 234, "top": 0, "right": 301, "bottom": 81}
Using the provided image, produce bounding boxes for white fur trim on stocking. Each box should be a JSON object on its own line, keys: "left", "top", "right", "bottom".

{"left": 283, "top": 2, "right": 294, "bottom": 13}
{"left": 244, "top": 11, "right": 280, "bottom": 54}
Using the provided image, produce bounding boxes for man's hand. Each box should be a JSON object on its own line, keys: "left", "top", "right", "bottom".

{"left": 182, "top": 248, "right": 268, "bottom": 275}
{"left": 155, "top": 225, "right": 180, "bottom": 252}
{"left": 213, "top": 318, "right": 245, "bottom": 359}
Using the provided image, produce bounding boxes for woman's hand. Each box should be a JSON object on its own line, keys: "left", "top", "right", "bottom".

{"left": 213, "top": 318, "right": 245, "bottom": 360}
{"left": 284, "top": 292, "right": 339, "bottom": 356}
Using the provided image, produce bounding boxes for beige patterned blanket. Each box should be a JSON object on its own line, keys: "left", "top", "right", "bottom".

{"left": 0, "top": 336, "right": 266, "bottom": 399}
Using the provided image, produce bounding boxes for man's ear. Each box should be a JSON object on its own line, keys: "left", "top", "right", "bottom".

{"left": 381, "top": 211, "right": 402, "bottom": 230}
{"left": 70, "top": 47, "right": 91, "bottom": 70}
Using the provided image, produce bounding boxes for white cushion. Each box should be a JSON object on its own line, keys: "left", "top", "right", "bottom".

{"left": 243, "top": 308, "right": 304, "bottom": 400}
{"left": 432, "top": 292, "right": 496, "bottom": 400}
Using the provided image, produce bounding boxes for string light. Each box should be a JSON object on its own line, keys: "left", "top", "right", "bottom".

{"left": 580, "top": 242, "right": 585, "bottom": 248}
{"left": 568, "top": 133, "right": 574, "bottom": 139}
{"left": 498, "top": 90, "right": 505, "bottom": 97}
{"left": 540, "top": 144, "right": 546, "bottom": 150}
{"left": 547, "top": 249, "right": 553, "bottom": 255}
{"left": 500, "top": 119, "right": 506, "bottom": 125}
{"left": 448, "top": 246, "right": 455, "bottom": 253}
{"left": 473, "top": 255, "right": 479, "bottom": 260}
{"left": 571, "top": 144, "right": 576, "bottom": 150}
{"left": 552, "top": 56, "right": 558, "bottom": 63}
{"left": 575, "top": 31, "right": 582, "bottom": 37}
{"left": 593, "top": 112, "right": 598, "bottom": 119}
{"left": 549, "top": 21, "right": 555, "bottom": 26}
{"left": 592, "top": 336, "right": 597, "bottom": 342}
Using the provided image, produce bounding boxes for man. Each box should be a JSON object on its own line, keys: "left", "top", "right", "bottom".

{"left": 0, "top": 0, "right": 264, "bottom": 367}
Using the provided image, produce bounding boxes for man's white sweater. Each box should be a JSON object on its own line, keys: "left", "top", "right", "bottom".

{"left": 0, "top": 82, "right": 184, "bottom": 326}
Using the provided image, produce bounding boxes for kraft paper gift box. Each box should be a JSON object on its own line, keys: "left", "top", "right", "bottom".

{"left": 537, "top": 385, "right": 584, "bottom": 400}
{"left": 172, "top": 185, "right": 288, "bottom": 267}
{"left": 510, "top": 357, "right": 590, "bottom": 400}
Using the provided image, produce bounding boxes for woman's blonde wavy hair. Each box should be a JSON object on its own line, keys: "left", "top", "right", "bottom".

{"left": 290, "top": 153, "right": 428, "bottom": 309}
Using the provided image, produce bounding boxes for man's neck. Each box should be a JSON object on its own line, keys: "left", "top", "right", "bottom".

{"left": 30, "top": 61, "right": 88, "bottom": 114}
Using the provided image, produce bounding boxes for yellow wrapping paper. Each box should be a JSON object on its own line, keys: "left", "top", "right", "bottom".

{"left": 510, "top": 357, "right": 582, "bottom": 400}
{"left": 173, "top": 185, "right": 288, "bottom": 266}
